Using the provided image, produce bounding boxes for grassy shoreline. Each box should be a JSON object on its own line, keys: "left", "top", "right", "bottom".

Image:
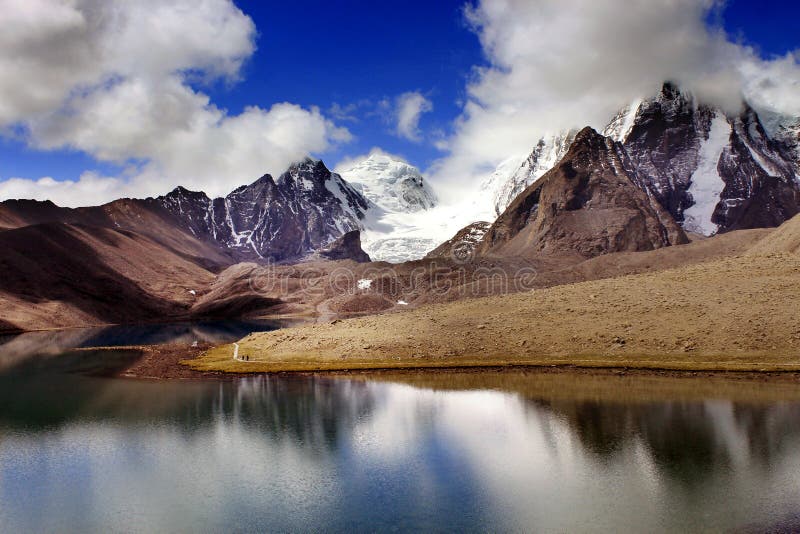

{"left": 187, "top": 345, "right": 800, "bottom": 374}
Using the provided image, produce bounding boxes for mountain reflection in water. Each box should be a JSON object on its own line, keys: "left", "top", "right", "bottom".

{"left": 2, "top": 365, "right": 800, "bottom": 532}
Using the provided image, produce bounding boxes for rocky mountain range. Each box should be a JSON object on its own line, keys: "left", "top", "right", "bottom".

{"left": 155, "top": 158, "right": 370, "bottom": 261}
{"left": 0, "top": 158, "right": 373, "bottom": 265}
{"left": 1, "top": 80, "right": 800, "bottom": 333}
{"left": 6, "top": 81, "right": 793, "bottom": 268}
{"left": 481, "top": 83, "right": 800, "bottom": 240}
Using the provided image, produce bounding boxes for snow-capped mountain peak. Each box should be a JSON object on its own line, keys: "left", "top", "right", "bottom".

{"left": 339, "top": 153, "right": 437, "bottom": 213}
{"left": 335, "top": 153, "right": 443, "bottom": 262}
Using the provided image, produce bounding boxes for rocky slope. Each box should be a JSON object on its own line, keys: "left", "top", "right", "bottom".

{"left": 4, "top": 198, "right": 234, "bottom": 269}
{"left": 478, "top": 127, "right": 688, "bottom": 258}
{"left": 194, "top": 230, "right": 800, "bottom": 373}
{"left": 747, "top": 212, "right": 800, "bottom": 256}
{"left": 308, "top": 230, "right": 371, "bottom": 263}
{"left": 0, "top": 222, "right": 216, "bottom": 333}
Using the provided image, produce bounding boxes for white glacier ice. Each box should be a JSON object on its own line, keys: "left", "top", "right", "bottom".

{"left": 683, "top": 112, "right": 732, "bottom": 236}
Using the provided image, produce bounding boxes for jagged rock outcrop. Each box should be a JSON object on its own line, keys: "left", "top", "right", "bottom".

{"left": 425, "top": 222, "right": 491, "bottom": 262}
{"left": 314, "top": 230, "right": 371, "bottom": 263}
{"left": 155, "top": 158, "right": 370, "bottom": 261}
{"left": 478, "top": 127, "right": 688, "bottom": 259}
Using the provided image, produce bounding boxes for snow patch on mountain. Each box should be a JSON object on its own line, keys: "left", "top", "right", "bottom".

{"left": 683, "top": 112, "right": 731, "bottom": 235}
{"left": 602, "top": 98, "right": 643, "bottom": 142}
{"left": 357, "top": 200, "right": 490, "bottom": 264}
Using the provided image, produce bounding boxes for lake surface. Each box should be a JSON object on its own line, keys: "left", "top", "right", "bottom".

{"left": 2, "top": 334, "right": 800, "bottom": 532}
{"left": 0, "top": 319, "right": 290, "bottom": 373}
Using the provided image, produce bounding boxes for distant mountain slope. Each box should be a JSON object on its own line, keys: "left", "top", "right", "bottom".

{"left": 0, "top": 222, "right": 216, "bottom": 332}
{"left": 339, "top": 153, "right": 436, "bottom": 213}
{"left": 0, "top": 197, "right": 233, "bottom": 269}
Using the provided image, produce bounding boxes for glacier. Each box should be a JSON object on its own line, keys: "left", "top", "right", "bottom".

{"left": 683, "top": 112, "right": 732, "bottom": 236}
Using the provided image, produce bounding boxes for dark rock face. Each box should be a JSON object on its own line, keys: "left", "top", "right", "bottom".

{"left": 612, "top": 83, "right": 713, "bottom": 224}
{"left": 715, "top": 109, "right": 800, "bottom": 230}
{"left": 154, "top": 158, "right": 370, "bottom": 261}
{"left": 315, "top": 230, "right": 371, "bottom": 263}
{"left": 774, "top": 119, "right": 800, "bottom": 171}
{"left": 478, "top": 127, "right": 688, "bottom": 259}
{"left": 611, "top": 83, "right": 800, "bottom": 234}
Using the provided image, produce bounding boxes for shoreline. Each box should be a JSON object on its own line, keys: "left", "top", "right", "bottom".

{"left": 104, "top": 341, "right": 800, "bottom": 383}
{"left": 112, "top": 343, "right": 800, "bottom": 404}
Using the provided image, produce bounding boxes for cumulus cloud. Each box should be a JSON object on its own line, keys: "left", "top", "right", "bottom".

{"left": 0, "top": 0, "right": 351, "bottom": 206}
{"left": 394, "top": 92, "right": 433, "bottom": 142}
{"left": 0, "top": 0, "right": 255, "bottom": 127}
{"left": 430, "top": 0, "right": 800, "bottom": 191}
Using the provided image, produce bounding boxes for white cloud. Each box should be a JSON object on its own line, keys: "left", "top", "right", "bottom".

{"left": 0, "top": 0, "right": 351, "bottom": 206}
{"left": 394, "top": 92, "right": 433, "bottom": 142}
{"left": 0, "top": 0, "right": 255, "bottom": 127}
{"left": 429, "top": 0, "right": 800, "bottom": 192}
{"left": 0, "top": 172, "right": 127, "bottom": 207}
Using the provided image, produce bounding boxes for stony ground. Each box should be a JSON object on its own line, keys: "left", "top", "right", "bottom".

{"left": 189, "top": 251, "right": 800, "bottom": 373}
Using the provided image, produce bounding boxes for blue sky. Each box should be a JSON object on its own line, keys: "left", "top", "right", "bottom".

{"left": 226, "top": 1, "right": 484, "bottom": 168}
{"left": 1, "top": 1, "right": 484, "bottom": 184}
{"left": 0, "top": 0, "right": 798, "bottom": 204}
